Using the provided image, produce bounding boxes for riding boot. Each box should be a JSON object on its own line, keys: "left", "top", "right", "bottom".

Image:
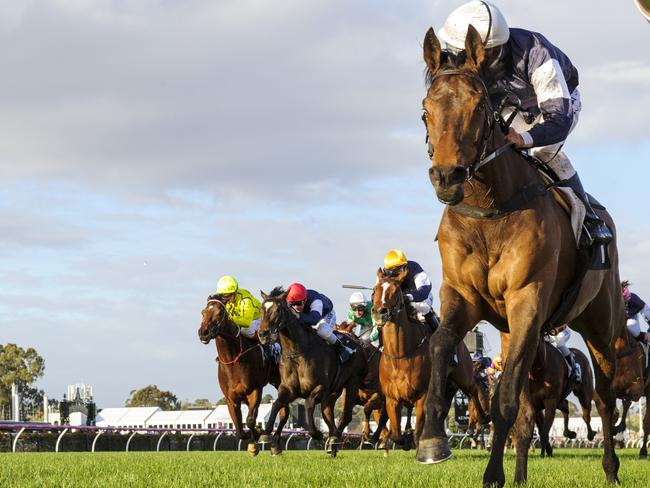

{"left": 565, "top": 174, "right": 613, "bottom": 246}
{"left": 424, "top": 311, "right": 440, "bottom": 334}
{"left": 567, "top": 352, "right": 582, "bottom": 383}
{"left": 334, "top": 339, "right": 352, "bottom": 363}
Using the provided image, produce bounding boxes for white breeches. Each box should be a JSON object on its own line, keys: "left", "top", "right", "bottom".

{"left": 240, "top": 318, "right": 260, "bottom": 339}
{"left": 545, "top": 328, "right": 571, "bottom": 356}
{"left": 313, "top": 311, "right": 337, "bottom": 344}
{"left": 507, "top": 88, "right": 582, "bottom": 180}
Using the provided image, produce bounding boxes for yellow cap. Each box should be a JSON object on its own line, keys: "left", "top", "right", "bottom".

{"left": 216, "top": 275, "right": 238, "bottom": 295}
{"left": 383, "top": 249, "right": 408, "bottom": 269}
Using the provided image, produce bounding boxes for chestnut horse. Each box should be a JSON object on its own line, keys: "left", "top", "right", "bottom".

{"left": 257, "top": 287, "right": 367, "bottom": 456}
{"left": 418, "top": 26, "right": 623, "bottom": 486}
{"left": 373, "top": 268, "right": 488, "bottom": 452}
{"left": 612, "top": 329, "right": 649, "bottom": 458}
{"left": 198, "top": 297, "right": 287, "bottom": 456}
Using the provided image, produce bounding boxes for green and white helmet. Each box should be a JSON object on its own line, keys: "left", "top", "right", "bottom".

{"left": 438, "top": 1, "right": 510, "bottom": 53}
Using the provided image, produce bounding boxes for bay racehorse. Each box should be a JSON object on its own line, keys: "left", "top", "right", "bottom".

{"left": 612, "top": 329, "right": 649, "bottom": 458}
{"left": 527, "top": 339, "right": 595, "bottom": 457}
{"left": 373, "top": 268, "right": 488, "bottom": 452}
{"left": 418, "top": 26, "right": 623, "bottom": 486}
{"left": 257, "top": 287, "right": 367, "bottom": 456}
{"left": 198, "top": 296, "right": 288, "bottom": 456}
{"left": 335, "top": 322, "right": 389, "bottom": 446}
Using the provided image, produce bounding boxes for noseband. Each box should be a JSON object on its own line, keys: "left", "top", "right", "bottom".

{"left": 373, "top": 283, "right": 405, "bottom": 326}
{"left": 422, "top": 68, "right": 513, "bottom": 182}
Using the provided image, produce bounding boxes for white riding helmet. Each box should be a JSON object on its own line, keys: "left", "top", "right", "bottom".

{"left": 349, "top": 291, "right": 367, "bottom": 306}
{"left": 438, "top": 1, "right": 510, "bottom": 53}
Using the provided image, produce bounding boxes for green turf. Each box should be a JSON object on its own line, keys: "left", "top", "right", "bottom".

{"left": 0, "top": 449, "right": 648, "bottom": 487}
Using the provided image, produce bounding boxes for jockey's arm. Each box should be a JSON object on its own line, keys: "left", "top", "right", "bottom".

{"left": 237, "top": 297, "right": 259, "bottom": 327}
{"left": 641, "top": 303, "right": 650, "bottom": 328}
{"left": 405, "top": 269, "right": 432, "bottom": 303}
{"left": 299, "top": 299, "right": 323, "bottom": 325}
{"left": 524, "top": 55, "right": 574, "bottom": 148}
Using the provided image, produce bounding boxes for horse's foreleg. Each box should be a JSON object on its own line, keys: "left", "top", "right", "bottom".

{"left": 585, "top": 335, "right": 620, "bottom": 483}
{"left": 414, "top": 396, "right": 426, "bottom": 446}
{"left": 337, "top": 381, "right": 360, "bottom": 435}
{"left": 245, "top": 389, "right": 262, "bottom": 439}
{"left": 614, "top": 399, "right": 631, "bottom": 434}
{"left": 484, "top": 302, "right": 541, "bottom": 488}
{"left": 321, "top": 394, "right": 340, "bottom": 454}
{"left": 513, "top": 387, "right": 536, "bottom": 483}
{"left": 226, "top": 399, "right": 246, "bottom": 440}
{"left": 540, "top": 399, "right": 557, "bottom": 458}
{"left": 640, "top": 395, "right": 649, "bottom": 459}
{"left": 261, "top": 385, "right": 293, "bottom": 441}
{"left": 270, "top": 405, "right": 290, "bottom": 456}
{"left": 305, "top": 385, "right": 325, "bottom": 440}
{"left": 385, "top": 397, "right": 404, "bottom": 449}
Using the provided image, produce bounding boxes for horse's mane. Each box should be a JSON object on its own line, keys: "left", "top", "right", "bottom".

{"left": 269, "top": 286, "right": 285, "bottom": 298}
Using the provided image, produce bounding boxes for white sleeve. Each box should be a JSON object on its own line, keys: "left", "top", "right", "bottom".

{"left": 310, "top": 299, "right": 323, "bottom": 316}
{"left": 642, "top": 304, "right": 650, "bottom": 326}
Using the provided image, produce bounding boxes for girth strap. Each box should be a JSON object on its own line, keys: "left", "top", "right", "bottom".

{"left": 450, "top": 183, "right": 548, "bottom": 219}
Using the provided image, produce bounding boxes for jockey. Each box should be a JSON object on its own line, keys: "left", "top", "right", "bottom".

{"left": 487, "top": 353, "right": 503, "bottom": 385}
{"left": 347, "top": 292, "right": 379, "bottom": 346}
{"left": 286, "top": 282, "right": 354, "bottom": 362}
{"left": 471, "top": 351, "right": 491, "bottom": 383}
{"left": 544, "top": 325, "right": 582, "bottom": 383}
{"left": 622, "top": 281, "right": 650, "bottom": 344}
{"left": 382, "top": 249, "right": 440, "bottom": 333}
{"left": 437, "top": 1, "right": 612, "bottom": 246}
{"left": 214, "top": 275, "right": 279, "bottom": 362}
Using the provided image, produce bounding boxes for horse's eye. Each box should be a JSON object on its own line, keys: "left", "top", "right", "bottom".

{"left": 477, "top": 104, "right": 484, "bottom": 113}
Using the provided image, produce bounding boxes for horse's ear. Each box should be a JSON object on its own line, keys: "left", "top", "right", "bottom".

{"left": 376, "top": 267, "right": 385, "bottom": 280}
{"left": 260, "top": 290, "right": 269, "bottom": 301}
{"left": 463, "top": 24, "right": 485, "bottom": 71}
{"left": 279, "top": 291, "right": 288, "bottom": 301}
{"left": 423, "top": 27, "right": 442, "bottom": 76}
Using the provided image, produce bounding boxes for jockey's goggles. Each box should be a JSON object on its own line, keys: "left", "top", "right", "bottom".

{"left": 351, "top": 305, "right": 367, "bottom": 313}
{"left": 383, "top": 265, "right": 406, "bottom": 277}
{"left": 288, "top": 300, "right": 306, "bottom": 307}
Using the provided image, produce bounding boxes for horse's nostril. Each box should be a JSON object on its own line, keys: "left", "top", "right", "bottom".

{"left": 450, "top": 166, "right": 467, "bottom": 183}
{"left": 379, "top": 308, "right": 387, "bottom": 315}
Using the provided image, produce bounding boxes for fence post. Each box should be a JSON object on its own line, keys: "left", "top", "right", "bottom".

{"left": 55, "top": 428, "right": 69, "bottom": 453}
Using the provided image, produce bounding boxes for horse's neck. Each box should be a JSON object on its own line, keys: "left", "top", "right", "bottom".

{"left": 279, "top": 317, "right": 311, "bottom": 352}
{"left": 462, "top": 132, "right": 539, "bottom": 209}
{"left": 215, "top": 331, "right": 241, "bottom": 363}
{"left": 382, "top": 312, "right": 424, "bottom": 356}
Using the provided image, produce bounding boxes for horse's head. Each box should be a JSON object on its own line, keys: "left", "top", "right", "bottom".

{"left": 198, "top": 296, "right": 236, "bottom": 344}
{"left": 372, "top": 267, "right": 408, "bottom": 326}
{"left": 259, "top": 287, "right": 290, "bottom": 345}
{"left": 421, "top": 25, "right": 499, "bottom": 205}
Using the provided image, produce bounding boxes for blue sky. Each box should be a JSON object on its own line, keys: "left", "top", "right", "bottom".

{"left": 1, "top": 0, "right": 649, "bottom": 407}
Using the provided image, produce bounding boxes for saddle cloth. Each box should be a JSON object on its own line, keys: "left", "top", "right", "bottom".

{"left": 539, "top": 173, "right": 585, "bottom": 247}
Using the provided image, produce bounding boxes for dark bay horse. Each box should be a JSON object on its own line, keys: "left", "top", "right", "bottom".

{"left": 257, "top": 287, "right": 367, "bottom": 456}
{"left": 612, "top": 329, "right": 649, "bottom": 458}
{"left": 335, "top": 322, "right": 389, "bottom": 446}
{"left": 198, "top": 297, "right": 287, "bottom": 456}
{"left": 527, "top": 340, "right": 595, "bottom": 457}
{"left": 418, "top": 26, "right": 623, "bottom": 486}
{"left": 373, "top": 268, "right": 488, "bottom": 453}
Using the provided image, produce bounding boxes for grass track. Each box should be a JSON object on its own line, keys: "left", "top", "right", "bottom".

{"left": 1, "top": 449, "right": 648, "bottom": 487}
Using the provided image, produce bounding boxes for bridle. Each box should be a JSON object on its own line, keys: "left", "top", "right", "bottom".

{"left": 204, "top": 298, "right": 241, "bottom": 339}
{"left": 422, "top": 68, "right": 515, "bottom": 182}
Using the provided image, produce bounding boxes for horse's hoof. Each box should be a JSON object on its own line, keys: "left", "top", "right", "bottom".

{"left": 247, "top": 442, "right": 260, "bottom": 457}
{"left": 383, "top": 450, "right": 389, "bottom": 458}
{"left": 326, "top": 436, "right": 340, "bottom": 454}
{"left": 258, "top": 434, "right": 271, "bottom": 444}
{"left": 271, "top": 446, "right": 282, "bottom": 456}
{"left": 564, "top": 430, "right": 577, "bottom": 440}
{"left": 639, "top": 452, "right": 647, "bottom": 460}
{"left": 416, "top": 437, "right": 452, "bottom": 464}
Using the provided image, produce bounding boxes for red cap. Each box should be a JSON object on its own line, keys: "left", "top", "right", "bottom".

{"left": 286, "top": 283, "right": 307, "bottom": 302}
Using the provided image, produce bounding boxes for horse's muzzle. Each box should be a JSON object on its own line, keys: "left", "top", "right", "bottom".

{"left": 429, "top": 165, "right": 466, "bottom": 205}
